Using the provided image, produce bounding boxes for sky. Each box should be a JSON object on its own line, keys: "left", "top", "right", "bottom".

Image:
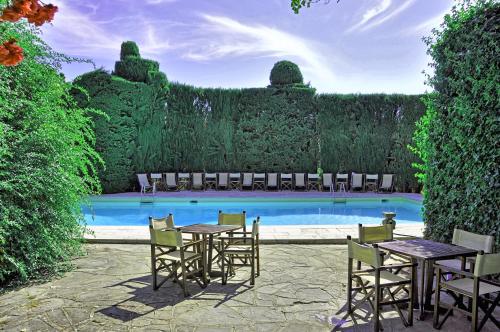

{"left": 41, "top": 0, "right": 454, "bottom": 94}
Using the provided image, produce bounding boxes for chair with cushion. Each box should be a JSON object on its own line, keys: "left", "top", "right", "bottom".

{"left": 266, "top": 173, "right": 278, "bottom": 191}
{"left": 346, "top": 236, "right": 416, "bottom": 331}
{"left": 165, "top": 172, "right": 178, "bottom": 191}
{"left": 220, "top": 218, "right": 260, "bottom": 286}
{"left": 137, "top": 173, "right": 156, "bottom": 194}
{"left": 294, "top": 173, "right": 306, "bottom": 191}
{"left": 149, "top": 220, "right": 205, "bottom": 296}
{"left": 434, "top": 251, "right": 500, "bottom": 331}
{"left": 379, "top": 174, "right": 394, "bottom": 192}
{"left": 351, "top": 172, "right": 363, "bottom": 192}
{"left": 322, "top": 173, "right": 333, "bottom": 191}
{"left": 191, "top": 172, "right": 204, "bottom": 190}
{"left": 241, "top": 173, "right": 253, "bottom": 190}
{"left": 217, "top": 172, "right": 229, "bottom": 190}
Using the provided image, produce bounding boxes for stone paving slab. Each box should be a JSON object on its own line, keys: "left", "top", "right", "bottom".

{"left": 2, "top": 244, "right": 496, "bottom": 331}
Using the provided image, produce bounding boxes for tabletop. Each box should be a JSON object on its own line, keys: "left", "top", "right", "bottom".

{"left": 377, "top": 239, "right": 477, "bottom": 260}
{"left": 179, "top": 224, "right": 242, "bottom": 235}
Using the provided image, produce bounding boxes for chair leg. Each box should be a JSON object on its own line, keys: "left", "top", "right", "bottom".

{"left": 180, "top": 259, "right": 189, "bottom": 297}
{"left": 374, "top": 284, "right": 381, "bottom": 331}
{"left": 250, "top": 252, "right": 255, "bottom": 286}
{"left": 256, "top": 243, "right": 260, "bottom": 276}
{"left": 434, "top": 268, "right": 442, "bottom": 328}
{"left": 472, "top": 293, "right": 479, "bottom": 332}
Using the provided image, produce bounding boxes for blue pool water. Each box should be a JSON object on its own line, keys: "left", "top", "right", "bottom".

{"left": 82, "top": 199, "right": 423, "bottom": 226}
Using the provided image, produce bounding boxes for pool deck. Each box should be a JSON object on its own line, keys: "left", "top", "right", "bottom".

{"left": 86, "top": 191, "right": 424, "bottom": 243}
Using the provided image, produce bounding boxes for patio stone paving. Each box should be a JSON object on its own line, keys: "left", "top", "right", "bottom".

{"left": 1, "top": 244, "right": 496, "bottom": 331}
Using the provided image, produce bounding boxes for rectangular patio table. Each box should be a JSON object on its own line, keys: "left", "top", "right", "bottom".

{"left": 377, "top": 239, "right": 477, "bottom": 320}
{"left": 178, "top": 224, "right": 243, "bottom": 283}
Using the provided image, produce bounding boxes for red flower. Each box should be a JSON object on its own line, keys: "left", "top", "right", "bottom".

{"left": 0, "top": 0, "right": 35, "bottom": 22}
{"left": 0, "top": 39, "right": 24, "bottom": 67}
{"left": 26, "top": 3, "right": 58, "bottom": 26}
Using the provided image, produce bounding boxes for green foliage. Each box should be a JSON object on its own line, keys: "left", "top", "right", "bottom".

{"left": 412, "top": 0, "right": 499, "bottom": 248}
{"left": 317, "top": 94, "right": 424, "bottom": 192}
{"left": 0, "top": 19, "right": 102, "bottom": 285}
{"left": 120, "top": 41, "right": 140, "bottom": 59}
{"left": 269, "top": 60, "right": 304, "bottom": 86}
{"left": 114, "top": 57, "right": 160, "bottom": 83}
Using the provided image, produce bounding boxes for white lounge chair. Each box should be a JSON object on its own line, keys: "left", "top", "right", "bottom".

{"left": 266, "top": 173, "right": 278, "bottom": 190}
{"left": 365, "top": 174, "right": 379, "bottom": 191}
{"left": 253, "top": 173, "right": 265, "bottom": 190}
{"left": 165, "top": 173, "right": 178, "bottom": 191}
{"left": 280, "top": 173, "right": 293, "bottom": 190}
{"left": 294, "top": 173, "right": 306, "bottom": 191}
{"left": 322, "top": 173, "right": 333, "bottom": 191}
{"left": 336, "top": 173, "right": 349, "bottom": 191}
{"left": 379, "top": 174, "right": 394, "bottom": 192}
{"left": 137, "top": 173, "right": 156, "bottom": 194}
{"left": 218, "top": 173, "right": 229, "bottom": 190}
{"left": 191, "top": 173, "right": 204, "bottom": 190}
{"left": 205, "top": 173, "right": 217, "bottom": 190}
{"left": 351, "top": 173, "right": 363, "bottom": 192}
{"left": 242, "top": 173, "right": 253, "bottom": 190}
{"left": 307, "top": 173, "right": 320, "bottom": 191}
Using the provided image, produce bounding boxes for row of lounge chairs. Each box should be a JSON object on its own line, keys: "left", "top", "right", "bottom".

{"left": 137, "top": 172, "right": 395, "bottom": 193}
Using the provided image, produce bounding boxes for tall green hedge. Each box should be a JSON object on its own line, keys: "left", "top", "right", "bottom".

{"left": 74, "top": 43, "right": 425, "bottom": 193}
{"left": 412, "top": 0, "right": 499, "bottom": 248}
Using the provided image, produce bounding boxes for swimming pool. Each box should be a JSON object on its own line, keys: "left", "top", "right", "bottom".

{"left": 82, "top": 198, "right": 422, "bottom": 226}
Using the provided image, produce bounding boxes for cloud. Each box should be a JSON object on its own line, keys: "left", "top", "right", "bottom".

{"left": 403, "top": 9, "right": 449, "bottom": 36}
{"left": 183, "top": 14, "right": 336, "bottom": 87}
{"left": 145, "top": 0, "right": 178, "bottom": 4}
{"left": 348, "top": 0, "right": 415, "bottom": 32}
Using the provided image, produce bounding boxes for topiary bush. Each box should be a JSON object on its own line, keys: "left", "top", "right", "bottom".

{"left": 412, "top": 0, "right": 499, "bottom": 248}
{"left": 120, "top": 41, "right": 140, "bottom": 59}
{"left": 269, "top": 60, "right": 304, "bottom": 86}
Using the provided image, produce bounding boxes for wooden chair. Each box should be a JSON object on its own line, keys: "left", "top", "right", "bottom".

{"left": 379, "top": 174, "right": 394, "bottom": 192}
{"left": 229, "top": 173, "right": 241, "bottom": 190}
{"left": 307, "top": 173, "right": 320, "bottom": 191}
{"left": 294, "top": 173, "right": 306, "bottom": 191}
{"left": 212, "top": 211, "right": 247, "bottom": 267}
{"left": 434, "top": 251, "right": 500, "bottom": 331}
{"left": 347, "top": 236, "right": 416, "bottom": 331}
{"left": 177, "top": 172, "right": 191, "bottom": 190}
{"left": 436, "top": 228, "right": 494, "bottom": 273}
{"left": 217, "top": 172, "right": 229, "bottom": 190}
{"left": 150, "top": 173, "right": 163, "bottom": 191}
{"left": 280, "top": 173, "right": 293, "bottom": 190}
{"left": 191, "top": 172, "right": 204, "bottom": 190}
{"left": 358, "top": 224, "right": 410, "bottom": 270}
{"left": 149, "top": 221, "right": 205, "bottom": 296}
{"left": 253, "top": 173, "right": 266, "bottom": 190}
{"left": 220, "top": 218, "right": 260, "bottom": 286}
{"left": 336, "top": 173, "right": 349, "bottom": 191}
{"left": 241, "top": 173, "right": 253, "bottom": 190}
{"left": 351, "top": 172, "right": 363, "bottom": 192}
{"left": 266, "top": 173, "right": 278, "bottom": 191}
{"left": 322, "top": 173, "right": 333, "bottom": 191}
{"left": 365, "top": 174, "right": 379, "bottom": 192}
{"left": 204, "top": 173, "right": 217, "bottom": 190}
{"left": 165, "top": 173, "right": 178, "bottom": 191}
{"left": 149, "top": 215, "right": 175, "bottom": 230}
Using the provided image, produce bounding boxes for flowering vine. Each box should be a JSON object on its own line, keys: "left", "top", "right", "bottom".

{"left": 0, "top": 0, "right": 58, "bottom": 66}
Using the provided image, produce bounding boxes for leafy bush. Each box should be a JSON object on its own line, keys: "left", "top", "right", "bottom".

{"left": 269, "top": 60, "right": 304, "bottom": 86}
{"left": 114, "top": 56, "right": 160, "bottom": 83}
{"left": 0, "top": 19, "right": 101, "bottom": 285}
{"left": 412, "top": 0, "right": 499, "bottom": 248}
{"left": 120, "top": 41, "right": 140, "bottom": 59}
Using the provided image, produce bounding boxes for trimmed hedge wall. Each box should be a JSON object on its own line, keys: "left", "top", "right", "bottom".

{"left": 413, "top": 1, "right": 500, "bottom": 248}
{"left": 74, "top": 43, "right": 425, "bottom": 193}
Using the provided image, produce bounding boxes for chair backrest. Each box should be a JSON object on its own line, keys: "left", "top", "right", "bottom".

{"left": 267, "top": 173, "right": 278, "bottom": 186}
{"left": 281, "top": 173, "right": 292, "bottom": 181}
{"left": 242, "top": 173, "right": 253, "bottom": 186}
{"left": 380, "top": 174, "right": 393, "bottom": 188}
{"left": 308, "top": 173, "right": 319, "bottom": 180}
{"left": 252, "top": 217, "right": 260, "bottom": 238}
{"left": 474, "top": 252, "right": 500, "bottom": 277}
{"left": 166, "top": 173, "right": 176, "bottom": 185}
{"left": 351, "top": 173, "right": 363, "bottom": 188}
{"left": 358, "top": 224, "right": 393, "bottom": 244}
{"left": 137, "top": 173, "right": 150, "bottom": 187}
{"left": 229, "top": 173, "right": 240, "bottom": 179}
{"left": 295, "top": 173, "right": 305, "bottom": 186}
{"left": 149, "top": 214, "right": 175, "bottom": 230}
{"left": 192, "top": 173, "right": 203, "bottom": 186}
{"left": 323, "top": 173, "right": 333, "bottom": 186}
{"left": 336, "top": 173, "right": 348, "bottom": 183}
{"left": 218, "top": 210, "right": 246, "bottom": 228}
{"left": 347, "top": 239, "right": 382, "bottom": 268}
{"left": 452, "top": 228, "right": 495, "bottom": 253}
{"left": 205, "top": 173, "right": 216, "bottom": 180}
{"left": 366, "top": 174, "right": 378, "bottom": 182}
{"left": 178, "top": 172, "right": 190, "bottom": 179}
{"left": 150, "top": 173, "right": 162, "bottom": 180}
{"left": 254, "top": 173, "right": 265, "bottom": 181}
{"left": 149, "top": 225, "right": 183, "bottom": 247}
{"left": 218, "top": 173, "right": 229, "bottom": 186}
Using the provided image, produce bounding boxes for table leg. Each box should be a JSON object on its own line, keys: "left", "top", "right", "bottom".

{"left": 207, "top": 234, "right": 214, "bottom": 275}
{"left": 202, "top": 234, "right": 209, "bottom": 284}
{"left": 419, "top": 259, "right": 426, "bottom": 320}
{"left": 424, "top": 260, "right": 435, "bottom": 309}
